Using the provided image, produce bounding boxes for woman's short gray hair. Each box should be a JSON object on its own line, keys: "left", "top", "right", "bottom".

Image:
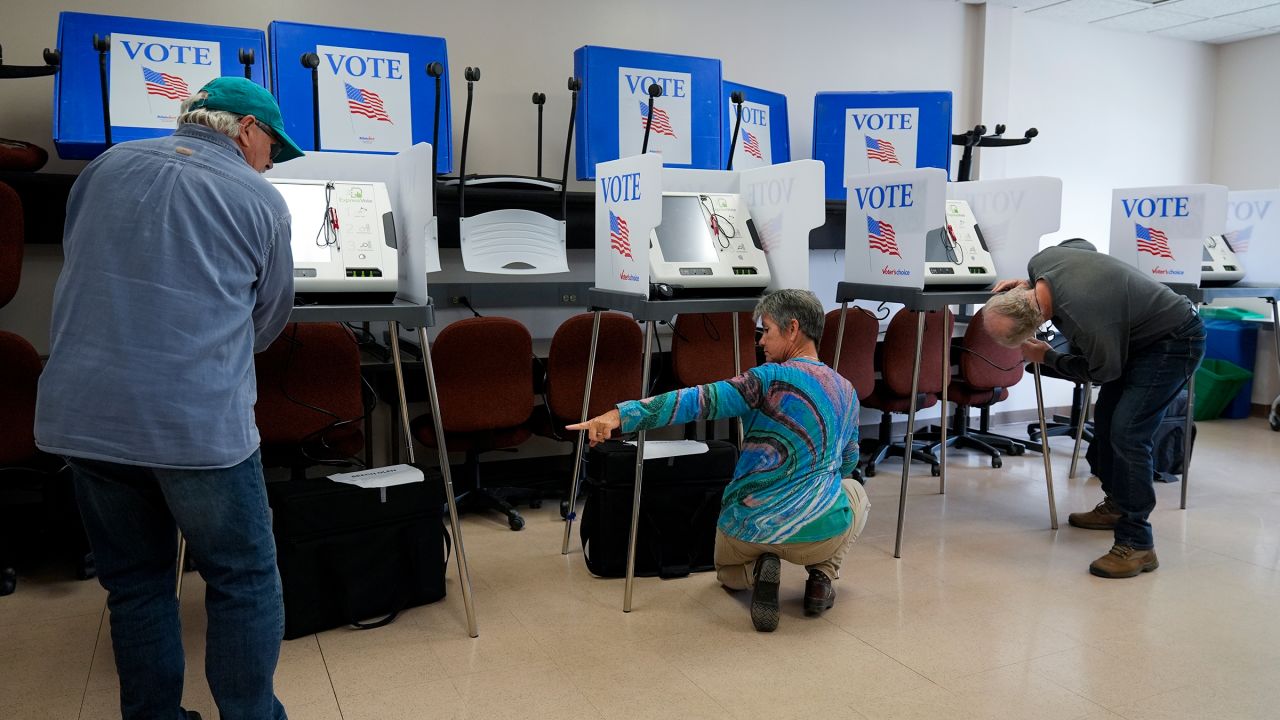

{"left": 984, "top": 289, "right": 1043, "bottom": 347}
{"left": 753, "top": 289, "right": 825, "bottom": 344}
{"left": 176, "top": 91, "right": 243, "bottom": 138}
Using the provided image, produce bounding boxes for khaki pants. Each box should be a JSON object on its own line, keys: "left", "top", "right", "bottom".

{"left": 714, "top": 487, "right": 858, "bottom": 590}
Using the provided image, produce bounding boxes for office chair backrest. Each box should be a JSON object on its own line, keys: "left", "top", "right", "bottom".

{"left": 880, "top": 308, "right": 953, "bottom": 396}
{"left": 254, "top": 323, "right": 364, "bottom": 450}
{"left": 0, "top": 182, "right": 24, "bottom": 309}
{"left": 0, "top": 331, "right": 40, "bottom": 464}
{"left": 672, "top": 312, "right": 756, "bottom": 387}
{"left": 818, "top": 307, "right": 878, "bottom": 400}
{"left": 546, "top": 312, "right": 643, "bottom": 422}
{"left": 432, "top": 316, "right": 534, "bottom": 433}
{"left": 960, "top": 309, "right": 1024, "bottom": 391}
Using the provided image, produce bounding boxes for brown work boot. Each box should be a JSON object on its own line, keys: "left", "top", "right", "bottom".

{"left": 803, "top": 569, "right": 835, "bottom": 616}
{"left": 1069, "top": 498, "right": 1122, "bottom": 530}
{"left": 1089, "top": 544, "right": 1159, "bottom": 578}
{"left": 750, "top": 553, "right": 781, "bottom": 632}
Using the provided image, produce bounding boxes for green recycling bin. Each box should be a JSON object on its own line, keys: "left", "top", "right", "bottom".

{"left": 1193, "top": 359, "right": 1254, "bottom": 421}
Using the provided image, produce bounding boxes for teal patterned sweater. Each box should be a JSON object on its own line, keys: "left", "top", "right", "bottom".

{"left": 617, "top": 358, "right": 859, "bottom": 544}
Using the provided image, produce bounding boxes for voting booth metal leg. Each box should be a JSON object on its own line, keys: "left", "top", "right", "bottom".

{"left": 733, "top": 312, "right": 744, "bottom": 448}
{"left": 384, "top": 323, "right": 478, "bottom": 638}
{"left": 939, "top": 309, "right": 950, "bottom": 495}
{"left": 623, "top": 320, "right": 656, "bottom": 612}
{"left": 1069, "top": 382, "right": 1093, "bottom": 480}
{"left": 893, "top": 312, "right": 927, "bottom": 559}
{"left": 1180, "top": 372, "right": 1196, "bottom": 511}
{"left": 832, "top": 302, "right": 849, "bottom": 372}
{"left": 562, "top": 310, "right": 603, "bottom": 555}
{"left": 1032, "top": 364, "right": 1060, "bottom": 530}
{"left": 175, "top": 532, "right": 187, "bottom": 600}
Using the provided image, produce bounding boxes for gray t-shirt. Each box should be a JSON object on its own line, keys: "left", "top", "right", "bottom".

{"left": 1028, "top": 239, "right": 1195, "bottom": 384}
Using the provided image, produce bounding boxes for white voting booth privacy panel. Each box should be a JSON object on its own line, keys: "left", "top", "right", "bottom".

{"left": 844, "top": 168, "right": 946, "bottom": 289}
{"left": 594, "top": 156, "right": 825, "bottom": 297}
{"left": 1226, "top": 189, "right": 1280, "bottom": 286}
{"left": 595, "top": 153, "right": 663, "bottom": 296}
{"left": 739, "top": 159, "right": 826, "bottom": 291}
{"left": 1108, "top": 184, "right": 1228, "bottom": 287}
{"left": 946, "top": 177, "right": 1063, "bottom": 281}
{"left": 266, "top": 143, "right": 439, "bottom": 304}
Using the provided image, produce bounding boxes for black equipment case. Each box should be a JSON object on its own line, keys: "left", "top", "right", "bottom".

{"left": 267, "top": 475, "right": 449, "bottom": 639}
{"left": 580, "top": 439, "right": 737, "bottom": 579}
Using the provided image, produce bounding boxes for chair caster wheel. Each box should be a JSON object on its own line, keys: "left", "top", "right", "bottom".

{"left": 865, "top": 466, "right": 876, "bottom": 478}
{"left": 1009, "top": 446, "right": 1026, "bottom": 456}
{"left": 508, "top": 516, "right": 525, "bottom": 531}
{"left": 1271, "top": 416, "right": 1280, "bottom": 432}
{"left": 930, "top": 465, "right": 941, "bottom": 477}
{"left": 559, "top": 500, "right": 570, "bottom": 519}
{"left": 1, "top": 567, "right": 16, "bottom": 596}
{"left": 992, "top": 457, "right": 1002, "bottom": 469}
{"left": 529, "top": 499, "right": 543, "bottom": 509}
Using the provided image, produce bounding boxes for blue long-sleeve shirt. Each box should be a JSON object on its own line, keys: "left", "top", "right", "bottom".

{"left": 36, "top": 124, "right": 294, "bottom": 469}
{"left": 618, "top": 357, "right": 859, "bottom": 544}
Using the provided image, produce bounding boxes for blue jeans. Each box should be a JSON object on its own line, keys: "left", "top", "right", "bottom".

{"left": 1091, "top": 315, "right": 1206, "bottom": 550}
{"left": 69, "top": 450, "right": 287, "bottom": 720}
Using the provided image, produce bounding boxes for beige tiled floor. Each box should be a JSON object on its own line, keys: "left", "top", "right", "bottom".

{"left": 4, "top": 418, "right": 1279, "bottom": 719}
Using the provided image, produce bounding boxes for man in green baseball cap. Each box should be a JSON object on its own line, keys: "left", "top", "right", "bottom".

{"left": 37, "top": 75, "right": 301, "bottom": 719}
{"left": 186, "top": 75, "right": 306, "bottom": 168}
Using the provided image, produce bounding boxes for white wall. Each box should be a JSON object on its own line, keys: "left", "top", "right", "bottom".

{"left": 1212, "top": 33, "right": 1280, "bottom": 191}
{"left": 1000, "top": 13, "right": 1217, "bottom": 252}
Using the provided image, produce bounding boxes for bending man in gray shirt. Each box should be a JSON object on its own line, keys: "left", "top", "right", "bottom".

{"left": 983, "top": 239, "right": 1204, "bottom": 579}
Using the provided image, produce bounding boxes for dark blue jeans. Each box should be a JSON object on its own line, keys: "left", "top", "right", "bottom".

{"left": 69, "top": 450, "right": 287, "bottom": 720}
{"left": 1091, "top": 315, "right": 1205, "bottom": 550}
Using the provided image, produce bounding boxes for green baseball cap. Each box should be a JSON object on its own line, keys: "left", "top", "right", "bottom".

{"left": 188, "top": 76, "right": 305, "bottom": 163}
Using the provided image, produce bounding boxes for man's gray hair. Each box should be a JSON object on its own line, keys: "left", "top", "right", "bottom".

{"left": 984, "top": 289, "right": 1043, "bottom": 347}
{"left": 753, "top": 289, "right": 825, "bottom": 344}
{"left": 176, "top": 92, "right": 243, "bottom": 138}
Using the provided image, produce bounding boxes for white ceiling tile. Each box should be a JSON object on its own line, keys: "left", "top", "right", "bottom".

{"left": 1153, "top": 17, "right": 1259, "bottom": 40}
{"left": 1158, "top": 0, "right": 1279, "bottom": 19}
{"left": 1027, "top": 0, "right": 1153, "bottom": 23}
{"left": 1219, "top": 4, "right": 1280, "bottom": 26}
{"left": 985, "top": 0, "right": 1069, "bottom": 8}
{"left": 1210, "top": 27, "right": 1280, "bottom": 42}
{"left": 1092, "top": 7, "right": 1203, "bottom": 30}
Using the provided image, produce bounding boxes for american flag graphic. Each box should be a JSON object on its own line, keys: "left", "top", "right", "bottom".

{"left": 866, "top": 215, "right": 901, "bottom": 257}
{"left": 1135, "top": 223, "right": 1174, "bottom": 260}
{"left": 345, "top": 83, "right": 392, "bottom": 122}
{"left": 865, "top": 135, "right": 900, "bottom": 165}
{"left": 741, "top": 128, "right": 763, "bottom": 159}
{"left": 142, "top": 67, "right": 189, "bottom": 100}
{"left": 639, "top": 101, "right": 676, "bottom": 138}
{"left": 609, "top": 210, "right": 632, "bottom": 259}
{"left": 1225, "top": 226, "right": 1252, "bottom": 253}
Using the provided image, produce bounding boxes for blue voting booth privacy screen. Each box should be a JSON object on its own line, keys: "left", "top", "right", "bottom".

{"left": 269, "top": 21, "right": 452, "bottom": 173}
{"left": 722, "top": 81, "right": 790, "bottom": 169}
{"left": 574, "top": 45, "right": 722, "bottom": 180}
{"left": 53, "top": 12, "right": 268, "bottom": 160}
{"left": 812, "top": 91, "right": 953, "bottom": 201}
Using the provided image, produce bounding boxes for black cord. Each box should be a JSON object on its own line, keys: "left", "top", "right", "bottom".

{"left": 458, "top": 296, "right": 483, "bottom": 318}
{"left": 651, "top": 328, "right": 663, "bottom": 396}
{"left": 316, "top": 182, "right": 339, "bottom": 249}
{"left": 699, "top": 195, "right": 737, "bottom": 249}
{"left": 874, "top": 302, "right": 891, "bottom": 321}
{"left": 950, "top": 345, "right": 1024, "bottom": 373}
{"left": 701, "top": 313, "right": 722, "bottom": 342}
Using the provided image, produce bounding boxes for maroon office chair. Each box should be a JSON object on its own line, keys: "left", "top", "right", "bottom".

{"left": 254, "top": 323, "right": 367, "bottom": 478}
{"left": 0, "top": 182, "right": 91, "bottom": 594}
{"left": 411, "top": 317, "right": 535, "bottom": 531}
{"left": 942, "top": 309, "right": 1029, "bottom": 467}
{"left": 861, "top": 308, "right": 953, "bottom": 478}
{"left": 533, "top": 312, "right": 643, "bottom": 516}
{"left": 671, "top": 312, "right": 756, "bottom": 387}
{"left": 817, "top": 307, "right": 879, "bottom": 402}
